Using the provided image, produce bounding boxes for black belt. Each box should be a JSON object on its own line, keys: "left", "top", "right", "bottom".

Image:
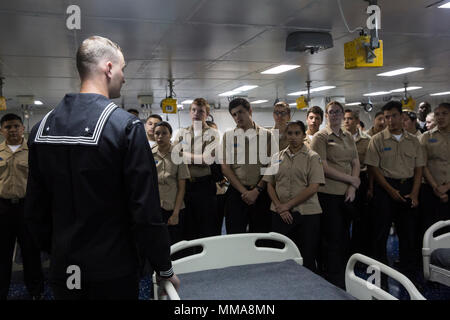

{"left": 0, "top": 198, "right": 24, "bottom": 205}
{"left": 188, "top": 175, "right": 213, "bottom": 183}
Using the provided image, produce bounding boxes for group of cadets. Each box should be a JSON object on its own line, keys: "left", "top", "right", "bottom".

{"left": 1, "top": 95, "right": 447, "bottom": 299}
{"left": 144, "top": 97, "right": 449, "bottom": 289}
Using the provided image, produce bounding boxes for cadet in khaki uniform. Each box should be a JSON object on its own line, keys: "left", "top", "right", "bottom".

{"left": 271, "top": 101, "right": 291, "bottom": 151}
{"left": 304, "top": 106, "right": 324, "bottom": 148}
{"left": 310, "top": 101, "right": 360, "bottom": 289}
{"left": 264, "top": 120, "right": 325, "bottom": 272}
{"left": 173, "top": 98, "right": 220, "bottom": 240}
{"left": 0, "top": 114, "right": 43, "bottom": 300}
{"left": 153, "top": 122, "right": 190, "bottom": 244}
{"left": 221, "top": 98, "right": 273, "bottom": 234}
{"left": 365, "top": 101, "right": 425, "bottom": 281}
{"left": 403, "top": 111, "right": 422, "bottom": 138}
{"left": 366, "top": 111, "right": 386, "bottom": 137}
{"left": 419, "top": 103, "right": 450, "bottom": 234}
{"left": 343, "top": 109, "right": 371, "bottom": 255}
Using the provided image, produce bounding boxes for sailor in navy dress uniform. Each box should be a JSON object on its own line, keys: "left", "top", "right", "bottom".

{"left": 24, "top": 36, "right": 177, "bottom": 299}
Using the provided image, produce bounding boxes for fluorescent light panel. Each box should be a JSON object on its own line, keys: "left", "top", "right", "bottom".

{"left": 219, "top": 85, "right": 258, "bottom": 96}
{"left": 233, "top": 85, "right": 258, "bottom": 92}
{"left": 181, "top": 100, "right": 194, "bottom": 104}
{"left": 363, "top": 91, "right": 391, "bottom": 96}
{"left": 377, "top": 67, "right": 424, "bottom": 77}
{"left": 345, "top": 102, "right": 362, "bottom": 106}
{"left": 34, "top": 100, "right": 43, "bottom": 105}
{"left": 430, "top": 91, "right": 450, "bottom": 96}
{"left": 288, "top": 86, "right": 336, "bottom": 96}
{"left": 390, "top": 87, "right": 422, "bottom": 93}
{"left": 251, "top": 100, "right": 268, "bottom": 104}
{"left": 261, "top": 65, "right": 300, "bottom": 74}
{"left": 438, "top": 2, "right": 450, "bottom": 8}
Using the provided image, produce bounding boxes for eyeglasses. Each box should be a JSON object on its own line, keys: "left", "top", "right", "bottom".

{"left": 273, "top": 111, "right": 289, "bottom": 116}
{"left": 327, "top": 110, "right": 342, "bottom": 115}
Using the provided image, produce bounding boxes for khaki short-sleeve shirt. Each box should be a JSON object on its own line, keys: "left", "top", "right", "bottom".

{"left": 364, "top": 128, "right": 425, "bottom": 179}
{"left": 354, "top": 129, "right": 371, "bottom": 172}
{"left": 310, "top": 127, "right": 358, "bottom": 195}
{"left": 222, "top": 122, "right": 272, "bottom": 187}
{"left": 419, "top": 127, "right": 450, "bottom": 186}
{"left": 153, "top": 145, "right": 190, "bottom": 211}
{"left": 173, "top": 125, "right": 219, "bottom": 178}
{"left": 0, "top": 140, "right": 28, "bottom": 199}
{"left": 263, "top": 145, "right": 325, "bottom": 215}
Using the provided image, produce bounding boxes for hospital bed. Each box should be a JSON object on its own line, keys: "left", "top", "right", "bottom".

{"left": 154, "top": 232, "right": 424, "bottom": 300}
{"left": 154, "top": 232, "right": 353, "bottom": 300}
{"left": 345, "top": 253, "right": 425, "bottom": 300}
{"left": 422, "top": 220, "right": 450, "bottom": 287}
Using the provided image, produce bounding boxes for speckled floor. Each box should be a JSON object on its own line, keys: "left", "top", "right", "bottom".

{"left": 7, "top": 230, "right": 450, "bottom": 300}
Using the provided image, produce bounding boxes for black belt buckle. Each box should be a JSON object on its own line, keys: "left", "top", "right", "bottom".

{"left": 11, "top": 198, "right": 20, "bottom": 204}
{"left": 399, "top": 178, "right": 408, "bottom": 184}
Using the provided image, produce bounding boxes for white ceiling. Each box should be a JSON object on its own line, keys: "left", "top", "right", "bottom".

{"left": 1, "top": 0, "right": 450, "bottom": 113}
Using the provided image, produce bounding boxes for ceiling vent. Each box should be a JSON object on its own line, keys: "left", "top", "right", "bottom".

{"left": 286, "top": 31, "right": 334, "bottom": 54}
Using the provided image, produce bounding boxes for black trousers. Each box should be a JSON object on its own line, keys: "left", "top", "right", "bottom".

{"left": 0, "top": 199, "right": 44, "bottom": 299}
{"left": 225, "top": 185, "right": 271, "bottom": 234}
{"left": 161, "top": 208, "right": 185, "bottom": 245}
{"left": 317, "top": 193, "right": 353, "bottom": 289}
{"left": 370, "top": 178, "right": 419, "bottom": 278}
{"left": 50, "top": 273, "right": 139, "bottom": 300}
{"left": 216, "top": 193, "right": 227, "bottom": 235}
{"left": 184, "top": 177, "right": 219, "bottom": 240}
{"left": 271, "top": 211, "right": 320, "bottom": 273}
{"left": 419, "top": 184, "right": 450, "bottom": 238}
{"left": 350, "top": 171, "right": 371, "bottom": 255}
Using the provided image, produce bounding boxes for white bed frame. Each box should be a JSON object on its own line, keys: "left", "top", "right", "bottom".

{"left": 153, "top": 232, "right": 303, "bottom": 300}
{"left": 422, "top": 220, "right": 450, "bottom": 287}
{"left": 345, "top": 253, "right": 425, "bottom": 300}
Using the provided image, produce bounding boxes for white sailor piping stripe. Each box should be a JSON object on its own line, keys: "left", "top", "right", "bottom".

{"left": 35, "top": 103, "right": 118, "bottom": 144}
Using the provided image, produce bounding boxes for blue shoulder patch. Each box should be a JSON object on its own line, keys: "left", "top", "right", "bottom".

{"left": 0, "top": 157, "right": 3, "bottom": 161}
{"left": 383, "top": 147, "right": 392, "bottom": 151}
{"left": 428, "top": 138, "right": 438, "bottom": 143}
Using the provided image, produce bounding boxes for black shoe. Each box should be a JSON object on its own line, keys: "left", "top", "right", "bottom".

{"left": 32, "top": 294, "right": 43, "bottom": 300}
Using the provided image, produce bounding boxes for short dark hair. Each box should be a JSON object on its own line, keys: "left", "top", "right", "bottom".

{"left": 306, "top": 106, "right": 324, "bottom": 120}
{"left": 154, "top": 121, "right": 172, "bottom": 135}
{"left": 382, "top": 101, "right": 403, "bottom": 114}
{"left": 326, "top": 101, "right": 344, "bottom": 113}
{"left": 229, "top": 98, "right": 250, "bottom": 113}
{"left": 437, "top": 102, "right": 450, "bottom": 111}
{"left": 1, "top": 113, "right": 23, "bottom": 126}
{"left": 375, "top": 111, "right": 384, "bottom": 119}
{"left": 274, "top": 101, "right": 291, "bottom": 114}
{"left": 76, "top": 36, "right": 122, "bottom": 79}
{"left": 146, "top": 114, "right": 163, "bottom": 122}
{"left": 359, "top": 121, "right": 365, "bottom": 129}
{"left": 286, "top": 120, "right": 306, "bottom": 135}
{"left": 419, "top": 101, "right": 432, "bottom": 110}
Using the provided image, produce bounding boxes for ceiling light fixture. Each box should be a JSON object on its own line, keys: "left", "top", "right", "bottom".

{"left": 430, "top": 91, "right": 450, "bottom": 96}
{"left": 181, "top": 100, "right": 194, "bottom": 104}
{"left": 34, "top": 100, "right": 43, "bottom": 105}
{"left": 261, "top": 65, "right": 300, "bottom": 74}
{"left": 345, "top": 102, "right": 362, "bottom": 106}
{"left": 363, "top": 91, "right": 391, "bottom": 96}
{"left": 288, "top": 86, "right": 336, "bottom": 96}
{"left": 377, "top": 67, "right": 424, "bottom": 77}
{"left": 389, "top": 86, "right": 423, "bottom": 93}
{"left": 438, "top": 2, "right": 450, "bottom": 8}
{"left": 251, "top": 100, "right": 269, "bottom": 104}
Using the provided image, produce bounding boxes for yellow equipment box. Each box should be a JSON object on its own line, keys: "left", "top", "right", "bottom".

{"left": 161, "top": 98, "right": 177, "bottom": 114}
{"left": 296, "top": 96, "right": 308, "bottom": 110}
{"left": 344, "top": 36, "right": 383, "bottom": 69}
